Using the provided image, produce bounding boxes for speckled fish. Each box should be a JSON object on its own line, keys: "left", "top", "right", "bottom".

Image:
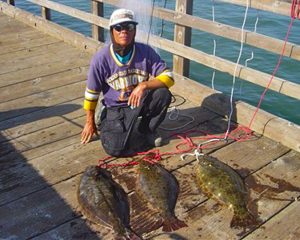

{"left": 136, "top": 159, "right": 187, "bottom": 232}
{"left": 194, "top": 154, "right": 257, "bottom": 229}
{"left": 77, "top": 166, "right": 141, "bottom": 239}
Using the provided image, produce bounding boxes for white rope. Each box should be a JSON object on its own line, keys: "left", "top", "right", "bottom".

{"left": 224, "top": 0, "right": 250, "bottom": 140}
{"left": 239, "top": 51, "right": 254, "bottom": 96}
{"left": 239, "top": 10, "right": 259, "bottom": 96}
{"left": 180, "top": 138, "right": 224, "bottom": 162}
{"left": 159, "top": 107, "right": 195, "bottom": 131}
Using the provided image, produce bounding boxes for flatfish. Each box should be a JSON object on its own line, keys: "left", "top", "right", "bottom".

{"left": 136, "top": 159, "right": 187, "bottom": 232}
{"left": 77, "top": 166, "right": 140, "bottom": 239}
{"left": 195, "top": 154, "right": 257, "bottom": 229}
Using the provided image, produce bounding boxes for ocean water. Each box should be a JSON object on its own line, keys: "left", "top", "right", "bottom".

{"left": 15, "top": 0, "right": 300, "bottom": 124}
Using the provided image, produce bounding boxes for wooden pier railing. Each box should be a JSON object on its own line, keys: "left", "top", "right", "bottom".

{"left": 1, "top": 0, "right": 299, "bottom": 152}
{"left": 10, "top": 0, "right": 298, "bottom": 102}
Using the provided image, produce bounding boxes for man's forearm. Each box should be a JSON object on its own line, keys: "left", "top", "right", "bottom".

{"left": 141, "top": 78, "right": 167, "bottom": 90}
{"left": 86, "top": 110, "right": 95, "bottom": 124}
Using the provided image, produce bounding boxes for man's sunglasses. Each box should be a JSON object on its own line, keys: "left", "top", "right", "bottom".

{"left": 113, "top": 23, "right": 136, "bottom": 32}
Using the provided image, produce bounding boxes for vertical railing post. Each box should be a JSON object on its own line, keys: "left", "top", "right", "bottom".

{"left": 41, "top": 6, "right": 51, "bottom": 20}
{"left": 91, "top": 0, "right": 104, "bottom": 42}
{"left": 173, "top": 0, "right": 193, "bottom": 77}
{"left": 7, "top": 0, "right": 15, "bottom": 6}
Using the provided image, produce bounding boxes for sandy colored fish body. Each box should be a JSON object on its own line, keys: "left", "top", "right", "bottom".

{"left": 77, "top": 166, "right": 140, "bottom": 239}
{"left": 195, "top": 155, "right": 256, "bottom": 228}
{"left": 136, "top": 160, "right": 187, "bottom": 232}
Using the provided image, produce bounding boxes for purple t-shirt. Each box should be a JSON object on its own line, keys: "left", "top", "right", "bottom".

{"left": 86, "top": 42, "right": 169, "bottom": 107}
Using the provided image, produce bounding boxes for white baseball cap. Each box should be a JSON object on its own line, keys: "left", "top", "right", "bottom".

{"left": 109, "top": 9, "right": 138, "bottom": 27}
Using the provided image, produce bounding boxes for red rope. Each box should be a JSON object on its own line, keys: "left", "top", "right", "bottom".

{"left": 248, "top": 1, "right": 297, "bottom": 129}
{"left": 291, "top": 0, "right": 300, "bottom": 19}
{"left": 97, "top": 126, "right": 256, "bottom": 169}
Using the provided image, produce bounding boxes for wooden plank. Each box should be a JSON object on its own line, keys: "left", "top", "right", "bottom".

{"left": 0, "top": 98, "right": 84, "bottom": 142}
{"left": 0, "top": 44, "right": 86, "bottom": 75}
{"left": 0, "top": 22, "right": 34, "bottom": 35}
{"left": 0, "top": 35, "right": 61, "bottom": 55}
{"left": 0, "top": 81, "right": 85, "bottom": 122}
{"left": 264, "top": 117, "right": 300, "bottom": 153}
{"left": 0, "top": 67, "right": 88, "bottom": 103}
{"left": 148, "top": 34, "right": 300, "bottom": 101}
{"left": 0, "top": 58, "right": 90, "bottom": 88}
{"left": 219, "top": 0, "right": 292, "bottom": 17}
{"left": 0, "top": 41, "right": 75, "bottom": 64}
{"left": 0, "top": 2, "right": 103, "bottom": 53}
{"left": 173, "top": 0, "right": 192, "bottom": 77}
{"left": 210, "top": 136, "right": 290, "bottom": 177}
{"left": 0, "top": 117, "right": 97, "bottom": 206}
{"left": 0, "top": 115, "right": 85, "bottom": 159}
{"left": 29, "top": 0, "right": 108, "bottom": 29}
{"left": 91, "top": 0, "right": 104, "bottom": 42}
{"left": 0, "top": 175, "right": 83, "bottom": 239}
{"left": 32, "top": 218, "right": 105, "bottom": 240}
{"left": 244, "top": 201, "right": 300, "bottom": 239}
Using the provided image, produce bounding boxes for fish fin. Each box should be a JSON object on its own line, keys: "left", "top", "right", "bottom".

{"left": 230, "top": 211, "right": 259, "bottom": 229}
{"left": 162, "top": 216, "right": 188, "bottom": 232}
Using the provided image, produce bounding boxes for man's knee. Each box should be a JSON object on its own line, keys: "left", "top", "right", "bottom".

{"left": 152, "top": 88, "right": 172, "bottom": 106}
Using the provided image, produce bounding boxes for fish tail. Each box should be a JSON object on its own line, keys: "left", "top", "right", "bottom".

{"left": 162, "top": 216, "right": 188, "bottom": 232}
{"left": 230, "top": 211, "right": 258, "bottom": 229}
{"left": 122, "top": 228, "right": 142, "bottom": 240}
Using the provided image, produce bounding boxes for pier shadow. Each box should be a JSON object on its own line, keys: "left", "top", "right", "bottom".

{"left": 159, "top": 93, "right": 238, "bottom": 145}
{"left": 0, "top": 104, "right": 104, "bottom": 239}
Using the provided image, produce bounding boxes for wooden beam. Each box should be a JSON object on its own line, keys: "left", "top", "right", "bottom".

{"left": 29, "top": 0, "right": 108, "bottom": 28}
{"left": 173, "top": 0, "right": 192, "bottom": 77}
{"left": 218, "top": 0, "right": 292, "bottom": 17}
{"left": 148, "top": 33, "right": 300, "bottom": 101}
{"left": 6, "top": 0, "right": 15, "bottom": 6}
{"left": 91, "top": 0, "right": 104, "bottom": 42}
{"left": 96, "top": 0, "right": 300, "bottom": 63}
{"left": 41, "top": 6, "right": 51, "bottom": 20}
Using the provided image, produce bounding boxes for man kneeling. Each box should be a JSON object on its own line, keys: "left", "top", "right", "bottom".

{"left": 81, "top": 8, "right": 174, "bottom": 157}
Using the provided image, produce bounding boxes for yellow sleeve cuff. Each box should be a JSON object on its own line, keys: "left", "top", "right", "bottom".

{"left": 156, "top": 74, "right": 174, "bottom": 88}
{"left": 83, "top": 99, "right": 97, "bottom": 111}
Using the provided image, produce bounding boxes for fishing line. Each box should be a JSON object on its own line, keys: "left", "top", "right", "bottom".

{"left": 211, "top": 0, "right": 216, "bottom": 90}
{"left": 159, "top": 0, "right": 168, "bottom": 37}
{"left": 224, "top": 0, "right": 250, "bottom": 140}
{"left": 146, "top": 0, "right": 156, "bottom": 45}
{"left": 239, "top": 10, "right": 258, "bottom": 96}
{"left": 159, "top": 107, "right": 195, "bottom": 131}
{"left": 159, "top": 95, "right": 194, "bottom": 131}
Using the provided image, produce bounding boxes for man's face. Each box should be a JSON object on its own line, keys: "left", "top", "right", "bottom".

{"left": 112, "top": 22, "right": 136, "bottom": 47}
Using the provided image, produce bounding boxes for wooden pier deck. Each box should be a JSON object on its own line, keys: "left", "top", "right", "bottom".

{"left": 1, "top": 13, "right": 300, "bottom": 240}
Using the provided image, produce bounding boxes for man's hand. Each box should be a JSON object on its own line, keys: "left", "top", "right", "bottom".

{"left": 81, "top": 110, "right": 98, "bottom": 144}
{"left": 128, "top": 82, "right": 147, "bottom": 108}
{"left": 128, "top": 79, "right": 167, "bottom": 108}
